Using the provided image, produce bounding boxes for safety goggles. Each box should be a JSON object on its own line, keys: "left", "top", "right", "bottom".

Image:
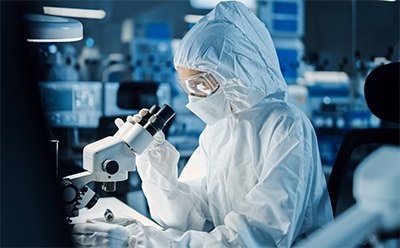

{"left": 178, "top": 72, "right": 220, "bottom": 97}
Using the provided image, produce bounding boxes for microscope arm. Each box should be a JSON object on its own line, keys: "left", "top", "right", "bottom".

{"left": 65, "top": 171, "right": 96, "bottom": 190}
{"left": 299, "top": 205, "right": 381, "bottom": 247}
{"left": 296, "top": 146, "right": 400, "bottom": 247}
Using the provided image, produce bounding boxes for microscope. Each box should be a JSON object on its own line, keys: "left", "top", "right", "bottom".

{"left": 60, "top": 104, "right": 175, "bottom": 219}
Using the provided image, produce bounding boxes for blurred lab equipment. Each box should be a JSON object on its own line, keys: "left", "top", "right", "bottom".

{"left": 302, "top": 71, "right": 352, "bottom": 166}
{"left": 46, "top": 44, "right": 80, "bottom": 81}
{"left": 301, "top": 70, "right": 380, "bottom": 167}
{"left": 38, "top": 81, "right": 165, "bottom": 157}
{"left": 50, "top": 139, "right": 60, "bottom": 177}
{"left": 61, "top": 104, "right": 175, "bottom": 218}
{"left": 100, "top": 53, "right": 132, "bottom": 83}
{"left": 39, "top": 82, "right": 103, "bottom": 128}
{"left": 78, "top": 38, "right": 102, "bottom": 81}
{"left": 297, "top": 146, "right": 400, "bottom": 248}
{"left": 23, "top": 14, "right": 83, "bottom": 83}
{"left": 274, "top": 38, "right": 304, "bottom": 84}
{"left": 363, "top": 62, "right": 399, "bottom": 125}
{"left": 132, "top": 38, "right": 175, "bottom": 87}
{"left": 130, "top": 21, "right": 175, "bottom": 87}
{"left": 103, "top": 81, "right": 160, "bottom": 119}
{"left": 257, "top": 0, "right": 304, "bottom": 84}
{"left": 257, "top": 0, "right": 304, "bottom": 38}
{"left": 327, "top": 61, "right": 400, "bottom": 217}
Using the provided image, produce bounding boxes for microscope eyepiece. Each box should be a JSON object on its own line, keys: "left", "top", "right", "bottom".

{"left": 143, "top": 104, "right": 175, "bottom": 136}
{"left": 138, "top": 105, "right": 161, "bottom": 126}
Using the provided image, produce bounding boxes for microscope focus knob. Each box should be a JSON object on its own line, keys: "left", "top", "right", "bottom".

{"left": 60, "top": 179, "right": 79, "bottom": 204}
{"left": 103, "top": 159, "right": 119, "bottom": 175}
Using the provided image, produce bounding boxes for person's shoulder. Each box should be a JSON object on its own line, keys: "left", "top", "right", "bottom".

{"left": 256, "top": 101, "right": 312, "bottom": 130}
{"left": 270, "top": 101, "right": 309, "bottom": 119}
{"left": 255, "top": 100, "right": 299, "bottom": 118}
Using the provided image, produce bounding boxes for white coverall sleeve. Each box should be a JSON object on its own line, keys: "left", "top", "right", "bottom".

{"left": 135, "top": 133, "right": 210, "bottom": 232}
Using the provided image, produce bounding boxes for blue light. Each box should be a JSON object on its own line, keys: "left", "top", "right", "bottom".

{"left": 48, "top": 44, "right": 57, "bottom": 54}
{"left": 273, "top": 2, "right": 298, "bottom": 14}
{"left": 145, "top": 22, "right": 170, "bottom": 39}
{"left": 273, "top": 20, "right": 297, "bottom": 32}
{"left": 85, "top": 37, "right": 95, "bottom": 48}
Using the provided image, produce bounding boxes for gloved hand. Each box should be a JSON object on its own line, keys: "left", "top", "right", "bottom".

{"left": 114, "top": 108, "right": 166, "bottom": 149}
{"left": 125, "top": 220, "right": 179, "bottom": 248}
{"left": 72, "top": 222, "right": 129, "bottom": 247}
{"left": 125, "top": 220, "right": 148, "bottom": 248}
{"left": 114, "top": 108, "right": 149, "bottom": 129}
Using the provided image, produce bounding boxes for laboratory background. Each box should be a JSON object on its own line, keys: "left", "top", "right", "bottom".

{"left": 1, "top": 0, "right": 399, "bottom": 246}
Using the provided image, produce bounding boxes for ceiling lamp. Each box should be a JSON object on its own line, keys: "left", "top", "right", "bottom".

{"left": 24, "top": 14, "right": 83, "bottom": 43}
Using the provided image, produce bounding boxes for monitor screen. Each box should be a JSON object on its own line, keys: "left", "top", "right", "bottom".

{"left": 117, "top": 82, "right": 159, "bottom": 110}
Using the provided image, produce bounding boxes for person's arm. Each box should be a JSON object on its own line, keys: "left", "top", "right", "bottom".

{"left": 135, "top": 133, "right": 210, "bottom": 232}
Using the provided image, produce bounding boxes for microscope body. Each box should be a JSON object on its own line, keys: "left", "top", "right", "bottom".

{"left": 83, "top": 122, "right": 153, "bottom": 186}
{"left": 61, "top": 104, "right": 175, "bottom": 218}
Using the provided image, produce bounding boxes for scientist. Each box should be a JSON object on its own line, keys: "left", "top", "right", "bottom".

{"left": 73, "top": 1, "right": 333, "bottom": 247}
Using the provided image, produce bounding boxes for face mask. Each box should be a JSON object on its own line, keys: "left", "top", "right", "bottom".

{"left": 186, "top": 88, "right": 232, "bottom": 125}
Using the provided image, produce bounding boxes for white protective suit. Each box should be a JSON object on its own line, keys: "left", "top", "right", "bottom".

{"left": 129, "top": 1, "right": 334, "bottom": 247}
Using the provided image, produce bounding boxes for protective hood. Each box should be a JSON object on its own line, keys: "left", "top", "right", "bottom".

{"left": 174, "top": 1, "right": 288, "bottom": 113}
